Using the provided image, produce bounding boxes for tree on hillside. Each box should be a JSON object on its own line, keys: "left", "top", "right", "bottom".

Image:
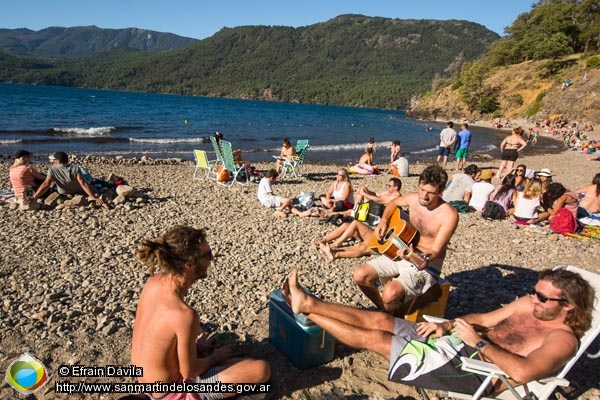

{"left": 487, "top": 0, "right": 600, "bottom": 66}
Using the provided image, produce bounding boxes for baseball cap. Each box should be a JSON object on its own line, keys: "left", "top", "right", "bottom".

{"left": 14, "top": 149, "right": 31, "bottom": 159}
{"left": 49, "top": 151, "right": 68, "bottom": 163}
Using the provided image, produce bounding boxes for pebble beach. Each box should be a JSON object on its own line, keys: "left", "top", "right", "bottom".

{"left": 1, "top": 142, "right": 599, "bottom": 399}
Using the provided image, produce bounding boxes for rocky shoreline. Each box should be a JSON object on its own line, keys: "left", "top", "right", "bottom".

{"left": 1, "top": 148, "right": 599, "bottom": 399}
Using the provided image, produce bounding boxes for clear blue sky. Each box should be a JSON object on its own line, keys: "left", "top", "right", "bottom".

{"left": 1, "top": 1, "right": 533, "bottom": 39}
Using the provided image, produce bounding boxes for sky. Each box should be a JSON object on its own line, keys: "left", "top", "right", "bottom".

{"left": 1, "top": 1, "right": 534, "bottom": 39}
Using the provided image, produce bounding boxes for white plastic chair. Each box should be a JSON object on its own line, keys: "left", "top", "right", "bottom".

{"left": 420, "top": 264, "right": 600, "bottom": 400}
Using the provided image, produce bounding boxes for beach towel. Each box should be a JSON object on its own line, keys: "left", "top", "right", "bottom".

{"left": 566, "top": 225, "right": 600, "bottom": 243}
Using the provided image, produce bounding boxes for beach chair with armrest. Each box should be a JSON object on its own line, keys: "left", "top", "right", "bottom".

{"left": 279, "top": 139, "right": 309, "bottom": 179}
{"left": 219, "top": 140, "right": 249, "bottom": 187}
{"left": 418, "top": 264, "right": 600, "bottom": 400}
{"left": 193, "top": 149, "right": 218, "bottom": 181}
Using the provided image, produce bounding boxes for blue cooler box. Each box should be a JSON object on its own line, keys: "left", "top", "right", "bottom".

{"left": 268, "top": 289, "right": 335, "bottom": 369}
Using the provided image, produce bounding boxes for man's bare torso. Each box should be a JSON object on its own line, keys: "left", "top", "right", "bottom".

{"left": 486, "top": 305, "right": 575, "bottom": 358}
{"left": 406, "top": 193, "right": 450, "bottom": 258}
{"left": 131, "top": 275, "right": 199, "bottom": 384}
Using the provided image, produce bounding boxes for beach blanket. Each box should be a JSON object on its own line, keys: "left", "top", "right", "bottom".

{"left": 566, "top": 225, "right": 600, "bottom": 243}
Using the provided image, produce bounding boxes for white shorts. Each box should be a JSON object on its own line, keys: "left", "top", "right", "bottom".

{"left": 259, "top": 195, "right": 282, "bottom": 208}
{"left": 367, "top": 256, "right": 442, "bottom": 301}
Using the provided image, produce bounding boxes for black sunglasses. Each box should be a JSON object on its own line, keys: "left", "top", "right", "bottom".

{"left": 531, "top": 289, "right": 566, "bottom": 304}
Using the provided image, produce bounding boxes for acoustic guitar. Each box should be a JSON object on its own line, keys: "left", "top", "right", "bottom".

{"left": 367, "top": 207, "right": 419, "bottom": 261}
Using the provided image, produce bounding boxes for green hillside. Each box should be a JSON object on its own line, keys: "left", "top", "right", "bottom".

{"left": 0, "top": 15, "right": 498, "bottom": 109}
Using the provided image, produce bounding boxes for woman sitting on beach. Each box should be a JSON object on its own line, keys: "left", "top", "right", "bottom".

{"left": 497, "top": 127, "right": 528, "bottom": 179}
{"left": 539, "top": 182, "right": 579, "bottom": 223}
{"left": 9, "top": 149, "right": 46, "bottom": 203}
{"left": 319, "top": 168, "right": 354, "bottom": 211}
{"left": 275, "top": 137, "right": 296, "bottom": 173}
{"left": 511, "top": 164, "right": 530, "bottom": 191}
{"left": 575, "top": 173, "right": 600, "bottom": 218}
{"left": 489, "top": 174, "right": 516, "bottom": 217}
{"left": 511, "top": 179, "right": 542, "bottom": 224}
{"left": 350, "top": 148, "right": 380, "bottom": 175}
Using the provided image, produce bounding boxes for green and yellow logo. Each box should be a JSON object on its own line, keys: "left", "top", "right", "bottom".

{"left": 5, "top": 353, "right": 49, "bottom": 394}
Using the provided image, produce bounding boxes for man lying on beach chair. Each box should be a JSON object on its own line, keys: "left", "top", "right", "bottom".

{"left": 283, "top": 266, "right": 595, "bottom": 399}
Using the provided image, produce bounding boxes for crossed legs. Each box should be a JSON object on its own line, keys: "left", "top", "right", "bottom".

{"left": 284, "top": 269, "right": 394, "bottom": 359}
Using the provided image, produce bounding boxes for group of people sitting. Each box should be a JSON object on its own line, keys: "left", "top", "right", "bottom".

{"left": 441, "top": 162, "right": 600, "bottom": 230}
{"left": 8, "top": 149, "right": 126, "bottom": 210}
{"left": 131, "top": 160, "right": 596, "bottom": 398}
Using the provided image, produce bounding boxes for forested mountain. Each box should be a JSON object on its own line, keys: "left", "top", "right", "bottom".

{"left": 0, "top": 26, "right": 197, "bottom": 57}
{"left": 409, "top": 0, "right": 600, "bottom": 124}
{"left": 0, "top": 15, "right": 498, "bottom": 109}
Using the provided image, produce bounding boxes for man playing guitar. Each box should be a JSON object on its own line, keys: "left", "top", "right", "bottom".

{"left": 353, "top": 165, "right": 458, "bottom": 316}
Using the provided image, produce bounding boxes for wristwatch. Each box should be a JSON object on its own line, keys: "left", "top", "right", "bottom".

{"left": 476, "top": 340, "right": 489, "bottom": 350}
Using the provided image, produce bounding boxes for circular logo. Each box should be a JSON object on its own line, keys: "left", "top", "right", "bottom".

{"left": 5, "top": 353, "right": 49, "bottom": 394}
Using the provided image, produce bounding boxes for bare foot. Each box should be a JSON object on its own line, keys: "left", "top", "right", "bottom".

{"left": 273, "top": 210, "right": 287, "bottom": 218}
{"left": 287, "top": 269, "right": 311, "bottom": 314}
{"left": 319, "top": 242, "right": 333, "bottom": 261}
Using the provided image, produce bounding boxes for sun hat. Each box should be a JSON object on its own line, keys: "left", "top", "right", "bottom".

{"left": 536, "top": 168, "right": 553, "bottom": 177}
{"left": 480, "top": 169, "right": 493, "bottom": 180}
{"left": 14, "top": 149, "right": 31, "bottom": 159}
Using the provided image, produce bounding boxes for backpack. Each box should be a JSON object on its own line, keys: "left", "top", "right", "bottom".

{"left": 550, "top": 208, "right": 578, "bottom": 234}
{"left": 353, "top": 200, "right": 385, "bottom": 226}
{"left": 481, "top": 201, "right": 506, "bottom": 220}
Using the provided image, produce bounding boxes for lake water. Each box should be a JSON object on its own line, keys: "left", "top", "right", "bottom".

{"left": 0, "top": 82, "right": 559, "bottom": 164}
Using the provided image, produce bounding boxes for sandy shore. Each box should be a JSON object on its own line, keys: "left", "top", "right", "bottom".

{"left": 1, "top": 147, "right": 599, "bottom": 399}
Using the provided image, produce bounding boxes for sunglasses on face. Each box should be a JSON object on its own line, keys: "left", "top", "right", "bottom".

{"left": 200, "top": 248, "right": 213, "bottom": 260}
{"left": 531, "top": 289, "right": 566, "bottom": 304}
{"left": 516, "top": 169, "right": 524, "bottom": 172}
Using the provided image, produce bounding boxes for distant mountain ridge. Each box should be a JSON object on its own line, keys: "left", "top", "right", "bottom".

{"left": 0, "top": 26, "right": 197, "bottom": 57}
{"left": 0, "top": 15, "right": 499, "bottom": 109}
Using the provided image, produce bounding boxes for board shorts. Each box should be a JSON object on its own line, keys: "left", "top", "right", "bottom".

{"left": 388, "top": 319, "right": 491, "bottom": 394}
{"left": 259, "top": 195, "right": 282, "bottom": 208}
{"left": 437, "top": 146, "right": 450, "bottom": 157}
{"left": 367, "top": 257, "right": 442, "bottom": 301}
{"left": 501, "top": 149, "right": 518, "bottom": 162}
{"left": 455, "top": 148, "right": 468, "bottom": 159}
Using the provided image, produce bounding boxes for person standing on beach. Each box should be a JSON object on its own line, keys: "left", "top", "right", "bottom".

{"left": 497, "top": 127, "right": 528, "bottom": 179}
{"left": 436, "top": 122, "right": 457, "bottom": 169}
{"left": 454, "top": 123, "right": 472, "bottom": 171}
{"left": 132, "top": 226, "right": 270, "bottom": 399}
{"left": 353, "top": 165, "right": 458, "bottom": 316}
{"left": 283, "top": 267, "right": 593, "bottom": 395}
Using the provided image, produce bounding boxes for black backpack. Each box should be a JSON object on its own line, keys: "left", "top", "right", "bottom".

{"left": 481, "top": 201, "right": 506, "bottom": 220}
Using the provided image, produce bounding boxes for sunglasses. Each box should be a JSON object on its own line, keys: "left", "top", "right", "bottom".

{"left": 531, "top": 289, "right": 566, "bottom": 304}
{"left": 516, "top": 169, "right": 524, "bottom": 172}
{"left": 200, "top": 248, "right": 213, "bottom": 260}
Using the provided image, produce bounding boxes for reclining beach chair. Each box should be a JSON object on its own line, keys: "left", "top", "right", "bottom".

{"left": 279, "top": 139, "right": 309, "bottom": 179}
{"left": 209, "top": 135, "right": 225, "bottom": 167}
{"left": 193, "top": 149, "right": 218, "bottom": 181}
{"left": 419, "top": 264, "right": 600, "bottom": 400}
{"left": 219, "top": 140, "right": 249, "bottom": 187}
